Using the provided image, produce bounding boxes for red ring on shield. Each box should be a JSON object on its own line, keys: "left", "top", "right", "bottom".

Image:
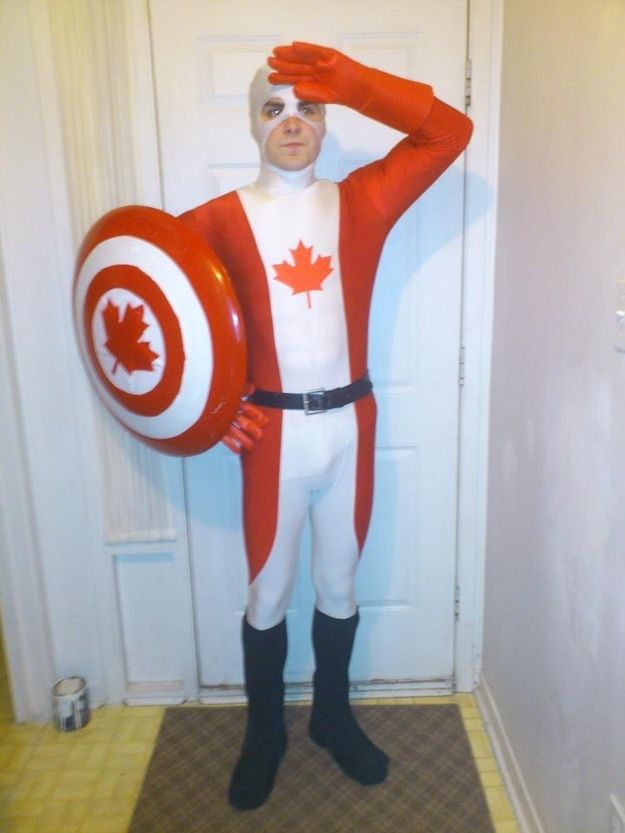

{"left": 73, "top": 205, "right": 246, "bottom": 455}
{"left": 83, "top": 265, "right": 185, "bottom": 417}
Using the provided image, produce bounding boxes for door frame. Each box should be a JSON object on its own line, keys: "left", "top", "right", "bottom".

{"left": 454, "top": 0, "right": 503, "bottom": 690}
{"left": 0, "top": 0, "right": 502, "bottom": 719}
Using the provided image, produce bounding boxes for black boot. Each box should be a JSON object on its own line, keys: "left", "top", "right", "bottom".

{"left": 309, "top": 609, "right": 388, "bottom": 785}
{"left": 228, "top": 617, "right": 287, "bottom": 810}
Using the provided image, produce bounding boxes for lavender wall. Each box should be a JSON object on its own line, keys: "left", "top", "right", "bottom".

{"left": 483, "top": 2, "right": 625, "bottom": 831}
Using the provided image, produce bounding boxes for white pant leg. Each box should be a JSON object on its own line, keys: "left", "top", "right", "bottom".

{"left": 246, "top": 467, "right": 308, "bottom": 630}
{"left": 246, "top": 411, "right": 317, "bottom": 630}
{"left": 309, "top": 405, "right": 360, "bottom": 619}
{"left": 246, "top": 405, "right": 363, "bottom": 629}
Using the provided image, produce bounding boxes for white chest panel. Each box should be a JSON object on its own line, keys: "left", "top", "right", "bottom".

{"left": 237, "top": 179, "right": 351, "bottom": 392}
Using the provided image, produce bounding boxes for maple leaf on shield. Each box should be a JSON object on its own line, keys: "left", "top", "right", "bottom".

{"left": 101, "top": 299, "right": 159, "bottom": 375}
{"left": 272, "top": 240, "right": 333, "bottom": 309}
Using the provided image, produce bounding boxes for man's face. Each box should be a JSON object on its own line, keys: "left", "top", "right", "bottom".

{"left": 261, "top": 97, "right": 324, "bottom": 171}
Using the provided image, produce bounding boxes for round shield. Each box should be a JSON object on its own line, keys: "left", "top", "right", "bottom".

{"left": 73, "top": 205, "right": 246, "bottom": 455}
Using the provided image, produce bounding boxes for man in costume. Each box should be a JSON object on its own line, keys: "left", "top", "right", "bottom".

{"left": 179, "top": 42, "right": 472, "bottom": 810}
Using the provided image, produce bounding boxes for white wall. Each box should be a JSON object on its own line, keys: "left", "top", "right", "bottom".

{"left": 0, "top": 0, "right": 198, "bottom": 716}
{"left": 0, "top": 0, "right": 106, "bottom": 719}
{"left": 483, "top": 2, "right": 625, "bottom": 832}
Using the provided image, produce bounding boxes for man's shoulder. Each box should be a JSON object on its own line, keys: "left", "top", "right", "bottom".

{"left": 178, "top": 189, "right": 240, "bottom": 223}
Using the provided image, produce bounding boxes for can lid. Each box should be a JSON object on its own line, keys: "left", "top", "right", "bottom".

{"left": 52, "top": 677, "right": 86, "bottom": 697}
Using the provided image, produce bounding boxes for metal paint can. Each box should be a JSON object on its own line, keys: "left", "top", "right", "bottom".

{"left": 51, "top": 676, "right": 90, "bottom": 732}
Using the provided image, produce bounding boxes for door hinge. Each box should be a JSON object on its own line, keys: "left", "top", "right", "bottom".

{"left": 454, "top": 586, "right": 461, "bottom": 621}
{"left": 459, "top": 346, "right": 466, "bottom": 387}
{"left": 465, "top": 58, "right": 472, "bottom": 108}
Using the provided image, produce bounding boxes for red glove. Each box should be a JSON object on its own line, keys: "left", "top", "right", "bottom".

{"left": 221, "top": 385, "right": 269, "bottom": 455}
{"left": 268, "top": 42, "right": 434, "bottom": 134}
{"left": 269, "top": 42, "right": 370, "bottom": 107}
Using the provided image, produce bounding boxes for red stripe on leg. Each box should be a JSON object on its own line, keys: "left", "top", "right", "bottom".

{"left": 242, "top": 409, "right": 283, "bottom": 582}
{"left": 353, "top": 395, "right": 377, "bottom": 553}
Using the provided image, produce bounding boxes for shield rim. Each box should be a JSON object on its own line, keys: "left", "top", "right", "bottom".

{"left": 73, "top": 205, "right": 246, "bottom": 455}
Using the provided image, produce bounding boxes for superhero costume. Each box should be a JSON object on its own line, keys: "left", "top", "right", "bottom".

{"left": 180, "top": 62, "right": 471, "bottom": 629}
{"left": 179, "top": 42, "right": 472, "bottom": 810}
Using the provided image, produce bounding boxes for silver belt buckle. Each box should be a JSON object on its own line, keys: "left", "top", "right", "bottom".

{"left": 302, "top": 388, "right": 326, "bottom": 415}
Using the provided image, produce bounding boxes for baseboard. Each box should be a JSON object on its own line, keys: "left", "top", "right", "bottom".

{"left": 475, "top": 675, "right": 546, "bottom": 833}
{"left": 198, "top": 678, "right": 454, "bottom": 706}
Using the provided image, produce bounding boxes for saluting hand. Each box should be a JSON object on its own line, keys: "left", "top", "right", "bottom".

{"left": 268, "top": 42, "right": 371, "bottom": 109}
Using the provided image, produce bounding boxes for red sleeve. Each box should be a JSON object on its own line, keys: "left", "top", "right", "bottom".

{"left": 345, "top": 95, "right": 473, "bottom": 227}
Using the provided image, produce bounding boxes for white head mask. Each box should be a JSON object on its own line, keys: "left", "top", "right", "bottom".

{"left": 248, "top": 65, "right": 326, "bottom": 194}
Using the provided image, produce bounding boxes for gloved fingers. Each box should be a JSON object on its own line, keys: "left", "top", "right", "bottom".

{"left": 271, "top": 43, "right": 337, "bottom": 73}
{"left": 220, "top": 390, "right": 270, "bottom": 455}
{"left": 224, "top": 423, "right": 256, "bottom": 452}
{"left": 287, "top": 42, "right": 336, "bottom": 62}
{"left": 269, "top": 42, "right": 364, "bottom": 108}
{"left": 232, "top": 414, "right": 264, "bottom": 442}
{"left": 267, "top": 68, "right": 314, "bottom": 86}
{"left": 221, "top": 433, "right": 243, "bottom": 455}
{"left": 267, "top": 73, "right": 333, "bottom": 102}
{"left": 267, "top": 69, "right": 309, "bottom": 86}
{"left": 239, "top": 401, "right": 269, "bottom": 427}
{"left": 293, "top": 81, "right": 336, "bottom": 103}
{"left": 268, "top": 56, "right": 316, "bottom": 76}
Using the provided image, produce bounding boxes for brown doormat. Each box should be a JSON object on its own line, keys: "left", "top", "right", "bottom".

{"left": 128, "top": 704, "right": 495, "bottom": 833}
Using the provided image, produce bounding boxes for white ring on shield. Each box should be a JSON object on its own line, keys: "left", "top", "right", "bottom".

{"left": 74, "top": 235, "right": 213, "bottom": 440}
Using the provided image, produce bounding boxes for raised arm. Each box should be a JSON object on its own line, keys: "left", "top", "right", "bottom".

{"left": 269, "top": 42, "right": 473, "bottom": 223}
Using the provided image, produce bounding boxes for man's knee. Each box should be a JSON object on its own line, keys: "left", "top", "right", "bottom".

{"left": 313, "top": 574, "right": 357, "bottom": 621}
{"left": 247, "top": 584, "right": 290, "bottom": 631}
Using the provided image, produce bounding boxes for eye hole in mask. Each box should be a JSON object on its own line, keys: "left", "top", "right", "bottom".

{"left": 260, "top": 97, "right": 325, "bottom": 125}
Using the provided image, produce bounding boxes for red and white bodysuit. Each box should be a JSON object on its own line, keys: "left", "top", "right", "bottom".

{"left": 179, "top": 66, "right": 472, "bottom": 631}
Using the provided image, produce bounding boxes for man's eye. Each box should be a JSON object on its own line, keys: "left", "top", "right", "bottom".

{"left": 298, "top": 102, "right": 322, "bottom": 120}
{"left": 262, "top": 103, "right": 284, "bottom": 119}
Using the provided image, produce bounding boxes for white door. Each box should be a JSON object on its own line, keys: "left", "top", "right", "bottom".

{"left": 149, "top": 0, "right": 468, "bottom": 696}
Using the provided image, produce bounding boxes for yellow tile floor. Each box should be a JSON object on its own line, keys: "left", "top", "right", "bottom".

{"left": 0, "top": 639, "right": 520, "bottom": 832}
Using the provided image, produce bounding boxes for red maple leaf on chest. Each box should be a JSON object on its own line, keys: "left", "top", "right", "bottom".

{"left": 101, "top": 299, "right": 159, "bottom": 375}
{"left": 272, "top": 240, "right": 333, "bottom": 309}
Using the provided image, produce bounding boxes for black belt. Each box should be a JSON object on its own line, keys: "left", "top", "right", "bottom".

{"left": 247, "top": 372, "right": 372, "bottom": 415}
